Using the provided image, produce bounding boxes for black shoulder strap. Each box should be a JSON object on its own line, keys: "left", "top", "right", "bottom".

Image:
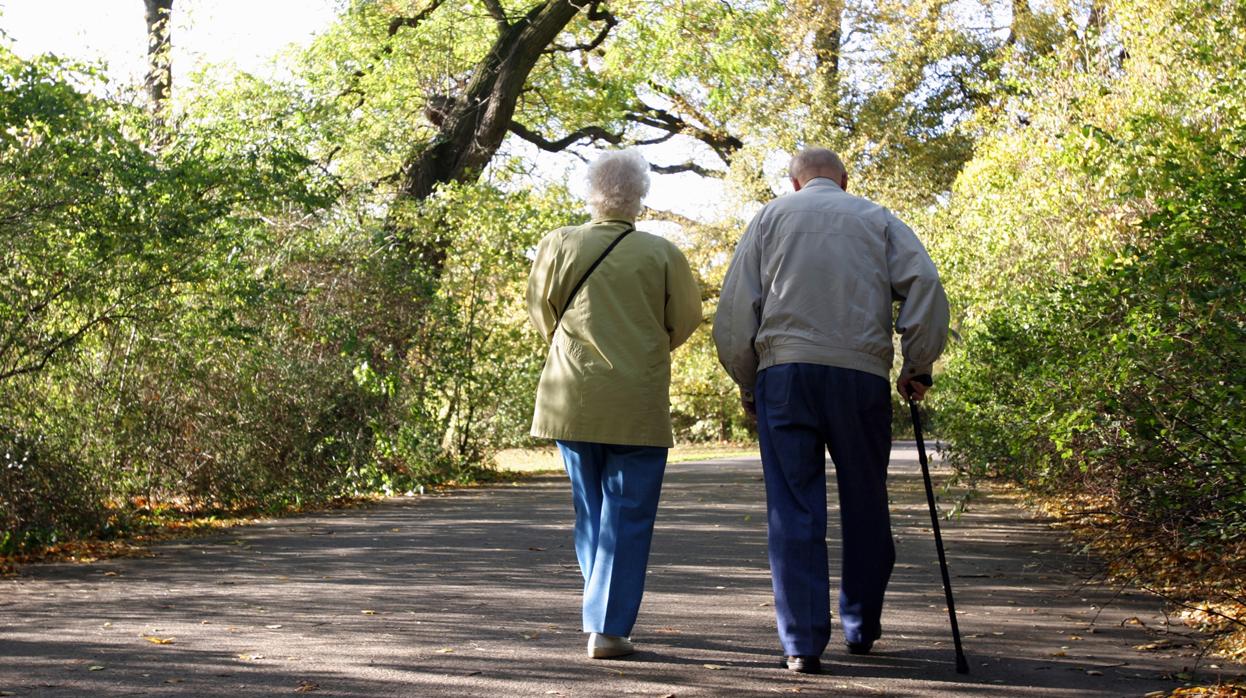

{"left": 556, "top": 225, "right": 634, "bottom": 329}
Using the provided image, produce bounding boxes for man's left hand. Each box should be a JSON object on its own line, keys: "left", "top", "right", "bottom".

{"left": 898, "top": 375, "right": 932, "bottom": 401}
{"left": 741, "top": 390, "right": 757, "bottom": 418}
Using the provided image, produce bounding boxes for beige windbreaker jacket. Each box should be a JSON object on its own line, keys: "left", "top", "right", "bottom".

{"left": 527, "top": 219, "right": 702, "bottom": 448}
{"left": 713, "top": 178, "right": 949, "bottom": 394}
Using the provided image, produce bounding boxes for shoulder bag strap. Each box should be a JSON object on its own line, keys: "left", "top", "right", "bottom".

{"left": 555, "top": 224, "right": 634, "bottom": 330}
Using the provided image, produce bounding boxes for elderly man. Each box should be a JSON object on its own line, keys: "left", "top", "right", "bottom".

{"left": 527, "top": 149, "right": 702, "bottom": 659}
{"left": 713, "top": 147, "right": 949, "bottom": 674}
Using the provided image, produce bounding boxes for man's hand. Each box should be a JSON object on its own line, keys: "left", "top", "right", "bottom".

{"left": 898, "top": 374, "right": 933, "bottom": 401}
{"left": 741, "top": 389, "right": 757, "bottom": 418}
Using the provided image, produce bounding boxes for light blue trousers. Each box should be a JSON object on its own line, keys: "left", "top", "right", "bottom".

{"left": 556, "top": 440, "right": 668, "bottom": 637}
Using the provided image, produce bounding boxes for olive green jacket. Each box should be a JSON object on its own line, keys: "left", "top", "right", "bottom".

{"left": 527, "top": 219, "right": 702, "bottom": 448}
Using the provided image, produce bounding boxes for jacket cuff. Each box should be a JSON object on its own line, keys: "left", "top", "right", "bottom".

{"left": 900, "top": 362, "right": 933, "bottom": 380}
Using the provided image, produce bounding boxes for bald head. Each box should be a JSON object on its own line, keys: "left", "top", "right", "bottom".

{"left": 789, "top": 147, "right": 847, "bottom": 190}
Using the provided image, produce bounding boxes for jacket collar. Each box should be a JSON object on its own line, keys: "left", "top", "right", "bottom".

{"left": 802, "top": 177, "right": 844, "bottom": 192}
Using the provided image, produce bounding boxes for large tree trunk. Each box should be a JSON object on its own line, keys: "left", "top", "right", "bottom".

{"left": 810, "top": 0, "right": 844, "bottom": 96}
{"left": 394, "top": 1, "right": 582, "bottom": 205}
{"left": 1007, "top": 0, "right": 1030, "bottom": 46}
{"left": 143, "top": 0, "right": 174, "bottom": 116}
{"left": 378, "top": 0, "right": 588, "bottom": 359}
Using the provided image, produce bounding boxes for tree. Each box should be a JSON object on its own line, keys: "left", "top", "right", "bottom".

{"left": 143, "top": 0, "right": 174, "bottom": 117}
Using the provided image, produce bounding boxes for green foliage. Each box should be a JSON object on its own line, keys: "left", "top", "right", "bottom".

{"left": 0, "top": 45, "right": 353, "bottom": 547}
{"left": 7, "top": 0, "right": 1243, "bottom": 583}
{"left": 938, "top": 141, "right": 1246, "bottom": 545}
{"left": 378, "top": 180, "right": 581, "bottom": 486}
{"left": 933, "top": 0, "right": 1246, "bottom": 559}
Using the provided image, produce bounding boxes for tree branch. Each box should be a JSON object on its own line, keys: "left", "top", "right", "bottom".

{"left": 545, "top": 0, "right": 617, "bottom": 53}
{"left": 642, "top": 207, "right": 702, "bottom": 228}
{"left": 650, "top": 161, "right": 724, "bottom": 177}
{"left": 388, "top": 0, "right": 447, "bottom": 37}
{"left": 481, "top": 0, "right": 510, "bottom": 31}
{"left": 632, "top": 131, "right": 678, "bottom": 146}
{"left": 624, "top": 103, "right": 743, "bottom": 164}
{"left": 507, "top": 120, "right": 623, "bottom": 151}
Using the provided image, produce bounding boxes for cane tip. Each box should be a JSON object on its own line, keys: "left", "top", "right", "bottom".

{"left": 955, "top": 655, "right": 970, "bottom": 674}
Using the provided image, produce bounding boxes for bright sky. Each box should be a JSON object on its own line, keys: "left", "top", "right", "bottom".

{"left": 0, "top": 0, "right": 737, "bottom": 221}
{"left": 0, "top": 0, "right": 341, "bottom": 83}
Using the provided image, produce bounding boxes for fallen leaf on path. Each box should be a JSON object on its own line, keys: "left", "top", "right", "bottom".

{"left": 1050, "top": 650, "right": 1066, "bottom": 657}
{"left": 528, "top": 547, "right": 545, "bottom": 551}
{"left": 361, "top": 610, "right": 377, "bottom": 615}
{"left": 238, "top": 654, "right": 265, "bottom": 661}
{"left": 521, "top": 633, "right": 540, "bottom": 640}
{"left": 102, "top": 571, "right": 118, "bottom": 577}
{"left": 702, "top": 663, "right": 726, "bottom": 670}
{"left": 1086, "top": 670, "right": 1103, "bottom": 676}
{"left": 144, "top": 636, "right": 175, "bottom": 645}
{"left": 88, "top": 666, "right": 105, "bottom": 671}
{"left": 164, "top": 679, "right": 184, "bottom": 684}
{"left": 296, "top": 680, "right": 319, "bottom": 692}
{"left": 435, "top": 648, "right": 454, "bottom": 654}
{"left": 266, "top": 624, "right": 283, "bottom": 629}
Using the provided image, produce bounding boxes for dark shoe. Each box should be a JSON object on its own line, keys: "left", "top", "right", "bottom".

{"left": 845, "top": 640, "right": 873, "bottom": 655}
{"left": 782, "top": 655, "right": 822, "bottom": 674}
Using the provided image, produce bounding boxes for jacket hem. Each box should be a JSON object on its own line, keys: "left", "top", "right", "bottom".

{"left": 530, "top": 425, "right": 674, "bottom": 449}
{"left": 758, "top": 344, "right": 890, "bottom": 380}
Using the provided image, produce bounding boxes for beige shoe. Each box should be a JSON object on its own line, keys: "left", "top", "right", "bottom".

{"left": 587, "top": 632, "right": 634, "bottom": 658}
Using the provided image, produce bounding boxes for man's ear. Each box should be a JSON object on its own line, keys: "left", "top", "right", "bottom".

{"left": 790, "top": 177, "right": 803, "bottom": 192}
{"left": 840, "top": 172, "right": 849, "bottom": 191}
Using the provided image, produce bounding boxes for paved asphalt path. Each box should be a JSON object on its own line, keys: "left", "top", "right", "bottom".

{"left": 2, "top": 445, "right": 1242, "bottom": 697}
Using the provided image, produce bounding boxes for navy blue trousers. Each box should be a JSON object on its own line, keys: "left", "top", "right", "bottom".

{"left": 756, "top": 363, "right": 895, "bottom": 657}
{"left": 556, "top": 440, "right": 668, "bottom": 636}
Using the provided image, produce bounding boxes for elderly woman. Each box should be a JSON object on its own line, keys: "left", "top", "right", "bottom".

{"left": 526, "top": 149, "right": 702, "bottom": 659}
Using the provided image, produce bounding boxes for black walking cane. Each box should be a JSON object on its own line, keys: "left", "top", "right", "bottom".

{"left": 908, "top": 378, "right": 970, "bottom": 674}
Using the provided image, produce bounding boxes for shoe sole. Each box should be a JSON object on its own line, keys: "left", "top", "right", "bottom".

{"left": 588, "top": 647, "right": 634, "bottom": 659}
{"left": 780, "top": 657, "right": 823, "bottom": 674}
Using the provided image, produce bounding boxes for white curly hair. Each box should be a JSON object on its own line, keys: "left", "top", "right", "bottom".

{"left": 585, "top": 148, "right": 651, "bottom": 221}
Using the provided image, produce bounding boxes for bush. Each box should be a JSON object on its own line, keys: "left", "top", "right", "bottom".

{"left": 937, "top": 134, "right": 1246, "bottom": 550}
